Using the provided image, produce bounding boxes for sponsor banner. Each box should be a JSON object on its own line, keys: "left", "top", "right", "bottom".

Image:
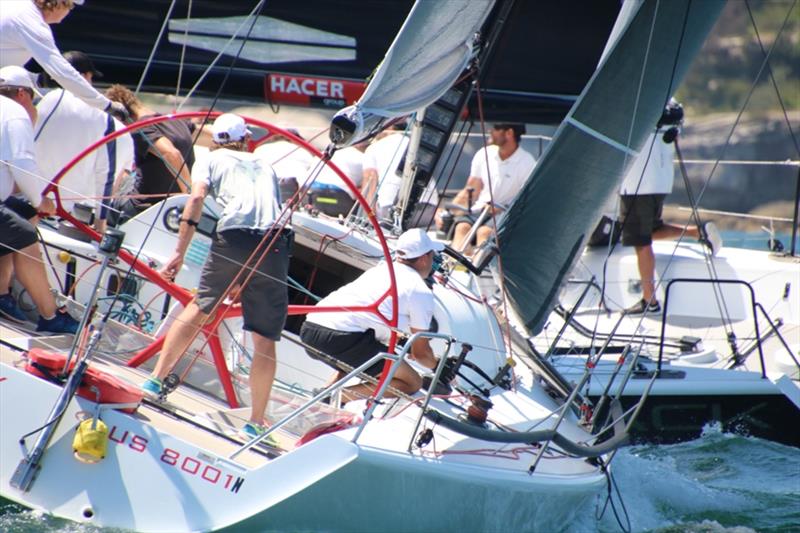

{"left": 264, "top": 73, "right": 365, "bottom": 108}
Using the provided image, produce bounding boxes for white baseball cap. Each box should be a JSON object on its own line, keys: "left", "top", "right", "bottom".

{"left": 211, "top": 113, "right": 252, "bottom": 144}
{"left": 0, "top": 66, "right": 42, "bottom": 97}
{"left": 396, "top": 228, "right": 444, "bottom": 259}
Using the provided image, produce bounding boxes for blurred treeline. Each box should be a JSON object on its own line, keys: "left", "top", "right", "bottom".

{"left": 677, "top": 0, "right": 799, "bottom": 116}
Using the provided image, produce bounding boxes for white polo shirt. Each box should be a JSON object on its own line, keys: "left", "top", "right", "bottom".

{"left": 0, "top": 0, "right": 111, "bottom": 112}
{"left": 0, "top": 95, "right": 42, "bottom": 205}
{"left": 619, "top": 132, "right": 675, "bottom": 195}
{"left": 35, "top": 89, "right": 134, "bottom": 214}
{"left": 470, "top": 144, "right": 536, "bottom": 211}
{"left": 313, "top": 145, "right": 364, "bottom": 198}
{"left": 363, "top": 132, "right": 439, "bottom": 208}
{"left": 253, "top": 140, "right": 313, "bottom": 182}
{"left": 306, "top": 261, "right": 434, "bottom": 344}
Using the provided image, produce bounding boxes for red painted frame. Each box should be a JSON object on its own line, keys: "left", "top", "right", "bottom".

{"left": 43, "top": 112, "right": 399, "bottom": 407}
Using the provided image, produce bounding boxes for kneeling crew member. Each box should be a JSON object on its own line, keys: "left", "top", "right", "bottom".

{"left": 300, "top": 228, "right": 442, "bottom": 401}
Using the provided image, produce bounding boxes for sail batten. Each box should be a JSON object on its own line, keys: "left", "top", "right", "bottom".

{"left": 497, "top": 0, "right": 726, "bottom": 335}
{"left": 564, "top": 118, "right": 638, "bottom": 156}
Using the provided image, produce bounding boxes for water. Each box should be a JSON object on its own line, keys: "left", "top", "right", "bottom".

{"left": 2, "top": 426, "right": 797, "bottom": 532}
{"left": 720, "top": 231, "right": 798, "bottom": 253}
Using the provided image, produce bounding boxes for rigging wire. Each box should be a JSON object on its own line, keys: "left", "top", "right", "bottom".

{"left": 135, "top": 0, "right": 179, "bottom": 95}
{"left": 175, "top": 0, "right": 194, "bottom": 102}
{"left": 745, "top": 0, "right": 800, "bottom": 158}
{"left": 177, "top": 0, "right": 268, "bottom": 110}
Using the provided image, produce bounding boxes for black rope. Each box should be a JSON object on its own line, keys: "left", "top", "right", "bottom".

{"left": 595, "top": 463, "right": 632, "bottom": 533}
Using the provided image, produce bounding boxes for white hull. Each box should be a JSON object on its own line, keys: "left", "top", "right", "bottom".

{"left": 0, "top": 355, "right": 605, "bottom": 532}
{"left": 537, "top": 240, "right": 800, "bottom": 445}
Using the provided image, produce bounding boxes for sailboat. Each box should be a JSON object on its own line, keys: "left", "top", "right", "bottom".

{"left": 496, "top": 1, "right": 800, "bottom": 446}
{"left": 1, "top": 0, "right": 727, "bottom": 531}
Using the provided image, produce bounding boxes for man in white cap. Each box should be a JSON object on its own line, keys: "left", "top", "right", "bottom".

{"left": 300, "top": 228, "right": 443, "bottom": 401}
{"left": 0, "top": 0, "right": 127, "bottom": 120}
{"left": 142, "top": 113, "right": 291, "bottom": 444}
{"left": 0, "top": 69, "right": 79, "bottom": 333}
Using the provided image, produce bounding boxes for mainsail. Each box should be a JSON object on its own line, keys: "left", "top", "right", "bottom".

{"left": 496, "top": 0, "right": 726, "bottom": 335}
{"left": 329, "top": 0, "right": 494, "bottom": 146}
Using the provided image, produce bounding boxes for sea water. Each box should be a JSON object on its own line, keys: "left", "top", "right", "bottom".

{"left": 1, "top": 425, "right": 798, "bottom": 532}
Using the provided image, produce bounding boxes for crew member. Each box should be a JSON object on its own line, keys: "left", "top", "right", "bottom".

{"left": 0, "top": 68, "right": 78, "bottom": 333}
{"left": 300, "top": 228, "right": 442, "bottom": 402}
{"left": 0, "top": 0, "right": 127, "bottom": 119}
{"left": 141, "top": 114, "right": 291, "bottom": 442}
{"left": 444, "top": 124, "right": 536, "bottom": 252}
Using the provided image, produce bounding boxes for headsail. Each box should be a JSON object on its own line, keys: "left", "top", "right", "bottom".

{"left": 497, "top": 0, "right": 725, "bottom": 335}
{"left": 329, "top": 0, "right": 494, "bottom": 147}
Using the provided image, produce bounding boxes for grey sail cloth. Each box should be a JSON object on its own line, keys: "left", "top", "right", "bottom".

{"left": 358, "top": 0, "right": 494, "bottom": 117}
{"left": 496, "top": 0, "right": 725, "bottom": 335}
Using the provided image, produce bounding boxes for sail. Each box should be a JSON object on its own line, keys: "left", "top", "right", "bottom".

{"left": 329, "top": 0, "right": 494, "bottom": 146}
{"left": 356, "top": 0, "right": 494, "bottom": 116}
{"left": 496, "top": 0, "right": 725, "bottom": 335}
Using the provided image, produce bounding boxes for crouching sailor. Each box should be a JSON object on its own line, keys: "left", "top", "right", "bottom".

{"left": 142, "top": 113, "right": 291, "bottom": 442}
{"left": 300, "top": 228, "right": 442, "bottom": 402}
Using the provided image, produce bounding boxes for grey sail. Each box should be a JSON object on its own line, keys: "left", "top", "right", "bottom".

{"left": 329, "top": 0, "right": 494, "bottom": 147}
{"left": 496, "top": 0, "right": 726, "bottom": 335}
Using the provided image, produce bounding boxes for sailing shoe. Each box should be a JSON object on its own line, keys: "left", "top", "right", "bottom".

{"left": 624, "top": 298, "right": 661, "bottom": 315}
{"left": 0, "top": 293, "right": 28, "bottom": 323}
{"left": 700, "top": 221, "right": 723, "bottom": 256}
{"left": 36, "top": 308, "right": 79, "bottom": 334}
{"left": 240, "top": 422, "right": 279, "bottom": 448}
{"left": 141, "top": 377, "right": 163, "bottom": 399}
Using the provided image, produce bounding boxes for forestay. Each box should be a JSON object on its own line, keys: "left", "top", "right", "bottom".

{"left": 497, "top": 0, "right": 725, "bottom": 335}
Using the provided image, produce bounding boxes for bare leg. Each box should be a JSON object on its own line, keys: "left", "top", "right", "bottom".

{"left": 475, "top": 226, "right": 493, "bottom": 247}
{"left": 152, "top": 301, "right": 207, "bottom": 379}
{"left": 342, "top": 361, "right": 422, "bottom": 402}
{"left": 248, "top": 333, "right": 277, "bottom": 426}
{"left": 12, "top": 243, "right": 56, "bottom": 318}
{"left": 0, "top": 255, "right": 12, "bottom": 295}
{"left": 452, "top": 222, "right": 472, "bottom": 252}
{"left": 635, "top": 244, "right": 657, "bottom": 303}
{"left": 653, "top": 223, "right": 699, "bottom": 241}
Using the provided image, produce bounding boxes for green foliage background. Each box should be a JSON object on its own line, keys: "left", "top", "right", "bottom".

{"left": 676, "top": 0, "right": 799, "bottom": 116}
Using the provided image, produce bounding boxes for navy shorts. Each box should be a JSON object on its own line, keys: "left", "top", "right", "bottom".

{"left": 619, "top": 194, "right": 666, "bottom": 247}
{"left": 196, "top": 229, "right": 291, "bottom": 340}
{"left": 299, "top": 321, "right": 387, "bottom": 377}
{"left": 0, "top": 202, "right": 38, "bottom": 257}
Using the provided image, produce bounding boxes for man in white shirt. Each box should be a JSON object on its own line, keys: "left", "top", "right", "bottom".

{"left": 0, "top": 0, "right": 126, "bottom": 120}
{"left": 618, "top": 99, "right": 721, "bottom": 315}
{"left": 445, "top": 124, "right": 536, "bottom": 252}
{"left": 300, "top": 228, "right": 442, "bottom": 402}
{"left": 308, "top": 143, "right": 365, "bottom": 217}
{"left": 35, "top": 51, "right": 134, "bottom": 231}
{"left": 0, "top": 83, "right": 78, "bottom": 333}
{"left": 361, "top": 127, "right": 439, "bottom": 225}
{"left": 142, "top": 114, "right": 291, "bottom": 443}
{"left": 253, "top": 132, "right": 314, "bottom": 183}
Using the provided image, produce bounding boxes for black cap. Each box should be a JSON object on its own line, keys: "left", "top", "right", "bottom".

{"left": 63, "top": 51, "right": 103, "bottom": 78}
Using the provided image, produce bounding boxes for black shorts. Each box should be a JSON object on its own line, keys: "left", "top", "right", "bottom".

{"left": 0, "top": 203, "right": 38, "bottom": 257}
{"left": 299, "top": 321, "right": 387, "bottom": 377}
{"left": 196, "top": 229, "right": 291, "bottom": 340}
{"left": 2, "top": 196, "right": 38, "bottom": 220}
{"left": 619, "top": 194, "right": 666, "bottom": 247}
